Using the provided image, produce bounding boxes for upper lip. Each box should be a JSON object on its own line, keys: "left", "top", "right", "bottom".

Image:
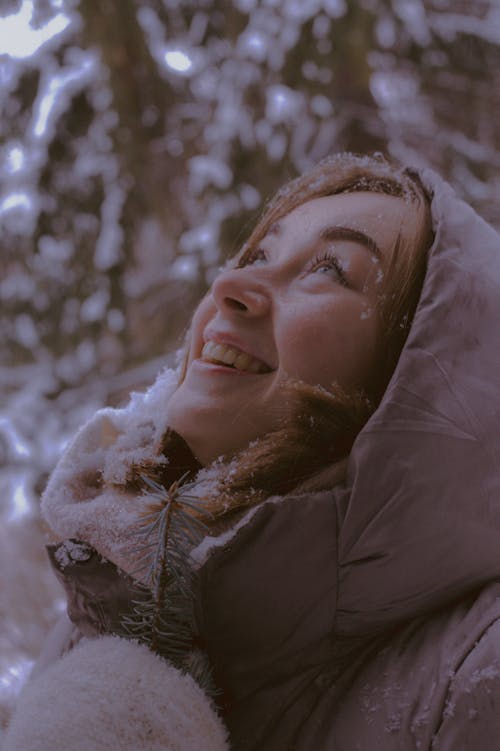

{"left": 202, "top": 329, "right": 275, "bottom": 371}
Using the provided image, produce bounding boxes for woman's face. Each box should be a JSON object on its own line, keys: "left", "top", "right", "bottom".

{"left": 168, "top": 191, "right": 418, "bottom": 465}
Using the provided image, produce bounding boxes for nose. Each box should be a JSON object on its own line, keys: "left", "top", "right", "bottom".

{"left": 211, "top": 267, "right": 271, "bottom": 316}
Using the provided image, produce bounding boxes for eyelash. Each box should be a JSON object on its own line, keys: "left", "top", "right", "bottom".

{"left": 236, "top": 247, "right": 348, "bottom": 286}
{"left": 236, "top": 247, "right": 266, "bottom": 268}
{"left": 308, "top": 251, "right": 348, "bottom": 286}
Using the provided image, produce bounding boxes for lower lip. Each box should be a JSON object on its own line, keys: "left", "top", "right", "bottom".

{"left": 192, "top": 359, "right": 265, "bottom": 376}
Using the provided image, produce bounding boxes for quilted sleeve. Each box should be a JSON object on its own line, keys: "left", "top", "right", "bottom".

{"left": 46, "top": 540, "right": 150, "bottom": 638}
{"left": 431, "top": 617, "right": 500, "bottom": 750}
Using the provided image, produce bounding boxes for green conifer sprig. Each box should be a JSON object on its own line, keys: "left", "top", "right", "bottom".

{"left": 119, "top": 472, "right": 218, "bottom": 695}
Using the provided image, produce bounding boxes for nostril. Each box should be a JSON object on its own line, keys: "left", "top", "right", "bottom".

{"left": 225, "top": 297, "right": 248, "bottom": 311}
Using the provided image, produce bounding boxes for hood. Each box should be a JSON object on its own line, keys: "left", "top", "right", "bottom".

{"left": 333, "top": 166, "right": 500, "bottom": 636}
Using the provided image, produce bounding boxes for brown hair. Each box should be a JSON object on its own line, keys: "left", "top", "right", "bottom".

{"left": 133, "top": 153, "right": 433, "bottom": 519}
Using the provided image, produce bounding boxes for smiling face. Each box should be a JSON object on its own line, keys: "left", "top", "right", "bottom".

{"left": 167, "top": 191, "right": 421, "bottom": 465}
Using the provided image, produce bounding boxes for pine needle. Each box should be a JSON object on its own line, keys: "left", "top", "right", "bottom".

{"left": 118, "top": 473, "right": 217, "bottom": 697}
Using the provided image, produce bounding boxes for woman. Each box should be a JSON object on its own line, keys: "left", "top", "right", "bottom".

{"left": 3, "top": 153, "right": 500, "bottom": 750}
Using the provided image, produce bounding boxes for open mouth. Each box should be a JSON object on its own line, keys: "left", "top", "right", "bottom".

{"left": 201, "top": 341, "right": 272, "bottom": 374}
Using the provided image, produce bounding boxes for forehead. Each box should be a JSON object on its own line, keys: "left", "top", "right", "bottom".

{"left": 266, "top": 191, "right": 417, "bottom": 262}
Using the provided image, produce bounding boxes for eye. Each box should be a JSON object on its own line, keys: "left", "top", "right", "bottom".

{"left": 236, "top": 246, "right": 267, "bottom": 268}
{"left": 309, "top": 252, "right": 348, "bottom": 286}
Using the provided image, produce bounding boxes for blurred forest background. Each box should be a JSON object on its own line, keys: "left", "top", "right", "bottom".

{"left": 1, "top": 0, "right": 500, "bottom": 728}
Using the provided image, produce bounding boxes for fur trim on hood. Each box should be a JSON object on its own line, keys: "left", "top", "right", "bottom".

{"left": 41, "top": 367, "right": 186, "bottom": 578}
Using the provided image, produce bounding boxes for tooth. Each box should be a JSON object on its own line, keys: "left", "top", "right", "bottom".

{"left": 201, "top": 340, "right": 269, "bottom": 373}
{"left": 222, "top": 347, "right": 237, "bottom": 365}
{"left": 205, "top": 341, "right": 218, "bottom": 358}
{"left": 234, "top": 352, "right": 253, "bottom": 370}
{"left": 211, "top": 344, "right": 226, "bottom": 361}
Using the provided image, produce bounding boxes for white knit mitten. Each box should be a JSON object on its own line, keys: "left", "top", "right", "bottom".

{"left": 3, "top": 636, "right": 229, "bottom": 751}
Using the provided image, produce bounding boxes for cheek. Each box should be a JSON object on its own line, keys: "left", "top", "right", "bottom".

{"left": 281, "top": 303, "right": 380, "bottom": 386}
{"left": 188, "top": 295, "right": 216, "bottom": 361}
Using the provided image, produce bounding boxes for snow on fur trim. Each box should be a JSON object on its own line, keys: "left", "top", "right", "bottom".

{"left": 40, "top": 368, "right": 179, "bottom": 575}
{"left": 3, "top": 636, "right": 229, "bottom": 751}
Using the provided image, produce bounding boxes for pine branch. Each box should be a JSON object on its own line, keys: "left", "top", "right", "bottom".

{"left": 119, "top": 473, "right": 219, "bottom": 696}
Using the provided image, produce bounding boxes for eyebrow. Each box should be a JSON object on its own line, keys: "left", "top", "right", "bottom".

{"left": 320, "top": 225, "right": 382, "bottom": 261}
{"left": 267, "top": 221, "right": 382, "bottom": 260}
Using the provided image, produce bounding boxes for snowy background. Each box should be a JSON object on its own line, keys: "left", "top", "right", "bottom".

{"left": 1, "top": 0, "right": 500, "bottom": 727}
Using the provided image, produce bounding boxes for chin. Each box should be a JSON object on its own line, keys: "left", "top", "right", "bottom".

{"left": 166, "top": 394, "right": 218, "bottom": 464}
